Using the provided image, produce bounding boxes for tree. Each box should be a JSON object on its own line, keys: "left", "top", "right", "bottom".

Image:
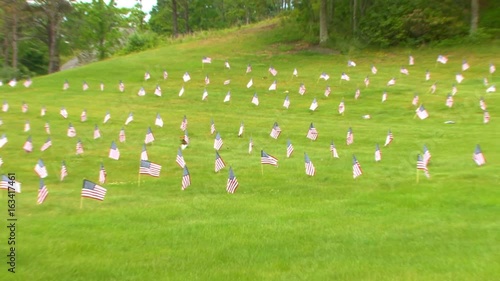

{"left": 470, "top": 0, "right": 479, "bottom": 35}
{"left": 319, "top": 0, "right": 328, "bottom": 44}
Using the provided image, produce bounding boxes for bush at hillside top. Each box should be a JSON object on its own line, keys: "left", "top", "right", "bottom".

{"left": 121, "top": 32, "right": 159, "bottom": 54}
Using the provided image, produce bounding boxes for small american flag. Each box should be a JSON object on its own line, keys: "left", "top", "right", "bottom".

{"left": 118, "top": 80, "right": 125, "bottom": 92}
{"left": 24, "top": 120, "right": 30, "bottom": 132}
{"left": 124, "top": 112, "right": 134, "bottom": 125}
{"left": 183, "top": 130, "right": 190, "bottom": 145}
{"left": 82, "top": 81, "right": 89, "bottom": 91}
{"left": 41, "top": 106, "right": 46, "bottom": 116}
{"left": 238, "top": 122, "right": 244, "bottom": 137}
{"left": 103, "top": 111, "right": 111, "bottom": 123}
{"left": 22, "top": 102, "right": 28, "bottom": 113}
{"left": 202, "top": 89, "right": 208, "bottom": 100}
{"left": 400, "top": 67, "right": 409, "bottom": 75}
{"left": 412, "top": 95, "right": 419, "bottom": 106}
{"left": 224, "top": 61, "right": 230, "bottom": 69}
{"left": 145, "top": 127, "right": 155, "bottom": 144}
{"left": 202, "top": 56, "right": 212, "bottom": 64}
{"left": 375, "top": 144, "right": 382, "bottom": 162}
{"left": 364, "top": 76, "right": 370, "bottom": 87}
{"left": 346, "top": 127, "right": 353, "bottom": 145}
{"left": 306, "top": 123, "right": 318, "bottom": 140}
{"left": 34, "top": 159, "right": 48, "bottom": 178}
{"left": 490, "top": 63, "right": 496, "bottom": 74}
{"left": 268, "top": 80, "right": 277, "bottom": 91}
{"left": 338, "top": 99, "right": 345, "bottom": 114}
{"left": 283, "top": 95, "right": 290, "bottom": 109}
{"left": 67, "top": 123, "right": 76, "bottom": 137}
{"left": 437, "top": 55, "right": 448, "bottom": 64}
{"left": 445, "top": 94, "right": 454, "bottom": 108}
{"left": 180, "top": 115, "right": 187, "bottom": 131}
{"left": 100, "top": 82, "right": 104, "bottom": 91}
{"left": 355, "top": 88, "right": 361, "bottom": 100}
{"left": 0, "top": 175, "right": 21, "bottom": 193}
{"left": 347, "top": 60, "right": 356, "bottom": 67}
{"left": 81, "top": 109, "right": 87, "bottom": 122}
{"left": 246, "top": 64, "right": 252, "bottom": 74}
{"left": 141, "top": 144, "right": 148, "bottom": 161}
{"left": 0, "top": 134, "right": 7, "bottom": 149}
{"left": 371, "top": 65, "right": 378, "bottom": 74}
{"left": 214, "top": 132, "right": 223, "bottom": 151}
{"left": 456, "top": 73, "right": 464, "bottom": 84}
{"left": 304, "top": 153, "right": 315, "bottom": 176}
{"left": 416, "top": 105, "right": 429, "bottom": 120}
{"left": 63, "top": 80, "right": 70, "bottom": 90}
{"left": 269, "top": 66, "right": 278, "bottom": 76}
{"left": 251, "top": 93, "right": 259, "bottom": 106}
{"left": 24, "top": 78, "right": 32, "bottom": 88}
{"left": 261, "top": 150, "right": 278, "bottom": 166}
{"left": 37, "top": 179, "right": 48, "bottom": 205}
{"left": 226, "top": 167, "right": 239, "bottom": 194}
{"left": 210, "top": 119, "right": 216, "bottom": 134}
{"left": 341, "top": 72, "right": 350, "bottom": 81}
{"left": 223, "top": 79, "right": 231, "bottom": 85}
{"left": 293, "top": 68, "right": 298, "bottom": 77}
{"left": 144, "top": 71, "right": 150, "bottom": 81}
{"left": 182, "top": 166, "right": 191, "bottom": 190}
{"left": 99, "top": 163, "right": 106, "bottom": 184}
{"left": 270, "top": 122, "right": 281, "bottom": 139}
{"left": 384, "top": 130, "right": 393, "bottom": 146}
{"left": 76, "top": 139, "right": 84, "bottom": 155}
{"left": 60, "top": 161, "right": 68, "bottom": 181}
{"left": 425, "top": 70, "right": 431, "bottom": 81}
{"left": 409, "top": 55, "right": 414, "bottom": 65}
{"left": 81, "top": 179, "right": 107, "bottom": 201}
{"left": 23, "top": 136, "right": 33, "bottom": 152}
{"left": 486, "top": 85, "right": 496, "bottom": 93}
{"left": 352, "top": 155, "right": 363, "bottom": 179}
{"left": 462, "top": 60, "right": 470, "bottom": 71}
{"left": 330, "top": 141, "right": 339, "bottom": 158}
{"left": 176, "top": 148, "right": 186, "bottom": 168}
{"left": 324, "top": 86, "right": 331, "bottom": 97}
{"left": 382, "top": 91, "right": 387, "bottom": 102}
{"left": 246, "top": 78, "right": 253, "bottom": 88}
{"left": 154, "top": 85, "right": 162, "bottom": 96}
{"left": 473, "top": 144, "right": 486, "bottom": 166}
{"left": 319, "top": 72, "right": 330, "bottom": 80}
{"left": 94, "top": 125, "right": 101, "bottom": 139}
{"left": 183, "top": 72, "right": 191, "bottom": 82}
{"left": 40, "top": 137, "right": 52, "bottom": 151}
{"left": 109, "top": 141, "right": 120, "bottom": 160}
{"left": 119, "top": 127, "right": 126, "bottom": 142}
{"left": 430, "top": 83, "right": 437, "bottom": 94}
{"left": 2, "top": 101, "right": 8, "bottom": 112}
{"left": 483, "top": 110, "right": 490, "bottom": 124}
{"left": 137, "top": 87, "right": 146, "bottom": 96}
{"left": 205, "top": 75, "right": 210, "bottom": 85}
{"left": 248, "top": 137, "right": 253, "bottom": 154}
{"left": 423, "top": 145, "right": 431, "bottom": 166}
{"left": 155, "top": 113, "right": 163, "bottom": 127}
{"left": 215, "top": 151, "right": 226, "bottom": 172}
{"left": 309, "top": 98, "right": 318, "bottom": 111}
{"left": 8, "top": 78, "right": 16, "bottom": 87}
{"left": 139, "top": 160, "right": 162, "bottom": 177}
{"left": 223, "top": 91, "right": 231, "bottom": 102}
{"left": 286, "top": 139, "right": 294, "bottom": 158}
{"left": 387, "top": 78, "right": 396, "bottom": 86}
{"left": 299, "top": 83, "right": 306, "bottom": 95}
{"left": 417, "top": 154, "right": 430, "bottom": 178}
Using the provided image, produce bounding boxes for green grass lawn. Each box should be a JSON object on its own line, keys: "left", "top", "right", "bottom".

{"left": 1, "top": 21, "right": 499, "bottom": 280}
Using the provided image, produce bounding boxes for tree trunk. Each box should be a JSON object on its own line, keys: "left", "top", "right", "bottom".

{"left": 172, "top": 0, "right": 178, "bottom": 37}
{"left": 352, "top": 0, "right": 357, "bottom": 35}
{"left": 319, "top": 0, "right": 328, "bottom": 44}
{"left": 3, "top": 32, "right": 9, "bottom": 67}
{"left": 11, "top": 13, "right": 18, "bottom": 70}
{"left": 470, "top": 0, "right": 479, "bottom": 35}
{"left": 183, "top": 0, "right": 189, "bottom": 33}
{"left": 47, "top": 19, "right": 60, "bottom": 73}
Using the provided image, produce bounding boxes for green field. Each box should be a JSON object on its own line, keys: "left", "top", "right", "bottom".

{"left": 1, "top": 21, "right": 499, "bottom": 280}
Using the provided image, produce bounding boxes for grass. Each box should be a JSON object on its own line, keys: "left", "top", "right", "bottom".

{"left": 1, "top": 20, "right": 499, "bottom": 280}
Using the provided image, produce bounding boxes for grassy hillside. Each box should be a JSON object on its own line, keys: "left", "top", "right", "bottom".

{"left": 1, "top": 20, "right": 499, "bottom": 280}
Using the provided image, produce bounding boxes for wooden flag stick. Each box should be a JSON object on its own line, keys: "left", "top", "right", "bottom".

{"left": 138, "top": 173, "right": 141, "bottom": 187}
{"left": 261, "top": 164, "right": 264, "bottom": 176}
{"left": 416, "top": 169, "right": 420, "bottom": 183}
{"left": 80, "top": 196, "right": 83, "bottom": 209}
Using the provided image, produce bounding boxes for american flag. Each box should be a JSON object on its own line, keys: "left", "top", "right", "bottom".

{"left": 76, "top": 139, "right": 84, "bottom": 155}
{"left": 24, "top": 78, "right": 32, "bottom": 88}
{"left": 248, "top": 137, "right": 253, "bottom": 154}
{"left": 483, "top": 110, "right": 490, "bottom": 124}
{"left": 417, "top": 154, "right": 430, "bottom": 178}
{"left": 144, "top": 71, "right": 150, "bottom": 81}
{"left": 387, "top": 77, "right": 396, "bottom": 86}
{"left": 0, "top": 175, "right": 21, "bottom": 193}
{"left": 155, "top": 113, "right": 163, "bottom": 127}
{"left": 451, "top": 84, "right": 458, "bottom": 96}
{"left": 81, "top": 109, "right": 87, "bottom": 122}
{"left": 375, "top": 144, "right": 382, "bottom": 162}
{"left": 306, "top": 123, "right": 318, "bottom": 140}
{"left": 223, "top": 91, "right": 231, "bottom": 102}
{"left": 371, "top": 65, "right": 378, "bottom": 74}
{"left": 154, "top": 85, "right": 162, "bottom": 96}
{"left": 176, "top": 148, "right": 186, "bottom": 168}
{"left": 139, "top": 160, "right": 162, "bottom": 177}
{"left": 81, "top": 179, "right": 107, "bottom": 201}
{"left": 44, "top": 122, "right": 51, "bottom": 134}
{"left": 210, "top": 119, "right": 216, "bottom": 134}
{"left": 63, "top": 79, "right": 69, "bottom": 90}
{"left": 409, "top": 55, "right": 414, "bottom": 65}
{"left": 341, "top": 72, "right": 350, "bottom": 81}
{"left": 462, "top": 60, "right": 470, "bottom": 71}
{"left": 246, "top": 78, "right": 253, "bottom": 88}
{"left": 40, "top": 137, "right": 52, "bottom": 151}
{"left": 293, "top": 68, "right": 298, "bottom": 77}
{"left": 381, "top": 91, "right": 387, "bottom": 102}
{"left": 425, "top": 70, "right": 431, "bottom": 81}
{"left": 67, "top": 123, "right": 76, "bottom": 137}
{"left": 338, "top": 99, "right": 345, "bottom": 114}
{"left": 226, "top": 167, "right": 239, "bottom": 194}
{"left": 246, "top": 64, "right": 252, "bottom": 74}
{"left": 2, "top": 101, "right": 8, "bottom": 112}
{"left": 118, "top": 80, "right": 125, "bottom": 92}
{"left": 94, "top": 125, "right": 101, "bottom": 139}
{"left": 182, "top": 165, "right": 191, "bottom": 190}
{"left": 119, "top": 127, "right": 126, "bottom": 142}
{"left": 346, "top": 127, "right": 353, "bottom": 145}
{"left": 215, "top": 151, "right": 226, "bottom": 172}
{"left": 430, "top": 83, "right": 437, "bottom": 94}
{"left": 141, "top": 144, "right": 148, "bottom": 161}
{"left": 261, "top": 150, "right": 278, "bottom": 166}
{"left": 202, "top": 56, "right": 212, "bottom": 64}
{"left": 330, "top": 141, "right": 339, "bottom": 158}
{"left": 144, "top": 127, "right": 155, "bottom": 144}
{"left": 0, "top": 134, "right": 6, "bottom": 148}
{"left": 269, "top": 66, "right": 278, "bottom": 76}
{"left": 204, "top": 75, "right": 210, "bottom": 85}
{"left": 41, "top": 106, "right": 46, "bottom": 116}
{"left": 473, "top": 144, "right": 486, "bottom": 166}
{"left": 183, "top": 130, "right": 190, "bottom": 145}
{"left": 22, "top": 102, "right": 28, "bottom": 113}
{"left": 60, "top": 161, "right": 68, "bottom": 181}
{"left": 224, "top": 61, "right": 231, "bottom": 69}
{"left": 251, "top": 93, "right": 259, "bottom": 106}
{"left": 384, "top": 130, "right": 393, "bottom": 146}
{"left": 109, "top": 141, "right": 120, "bottom": 160}
{"left": 99, "top": 163, "right": 106, "bottom": 184}
{"left": 283, "top": 95, "right": 290, "bottom": 109}
{"left": 0, "top": 158, "right": 3, "bottom": 167}
{"left": 183, "top": 72, "right": 191, "bottom": 82}
{"left": 214, "top": 132, "right": 223, "bottom": 150}
{"left": 304, "top": 153, "right": 315, "bottom": 176}
{"left": 238, "top": 122, "right": 244, "bottom": 137}
{"left": 299, "top": 83, "right": 306, "bottom": 95}
{"left": 286, "top": 139, "right": 294, "bottom": 158}
{"left": 202, "top": 89, "right": 208, "bottom": 100}
{"left": 180, "top": 115, "right": 187, "bottom": 131}
{"left": 456, "top": 73, "right": 464, "bottom": 84}
{"left": 437, "top": 55, "right": 448, "bottom": 64}
{"left": 24, "top": 120, "right": 30, "bottom": 132}
{"left": 103, "top": 111, "right": 111, "bottom": 123}
{"left": 355, "top": 88, "right": 361, "bottom": 100}
{"left": 34, "top": 159, "right": 48, "bottom": 178}
{"left": 37, "top": 179, "right": 48, "bottom": 205}
{"left": 223, "top": 79, "right": 231, "bottom": 85}
{"left": 309, "top": 98, "right": 318, "bottom": 111}
{"left": 137, "top": 87, "right": 146, "bottom": 96}
{"left": 490, "top": 63, "right": 496, "bottom": 74}
{"left": 445, "top": 94, "right": 454, "bottom": 108}
{"left": 352, "top": 155, "right": 363, "bottom": 179}
{"left": 412, "top": 95, "right": 419, "bottom": 106}
{"left": 324, "top": 86, "right": 331, "bottom": 97}
{"left": 486, "top": 85, "right": 496, "bottom": 93}
{"left": 400, "top": 67, "right": 409, "bottom": 75}
{"left": 416, "top": 105, "right": 429, "bottom": 120}
{"left": 270, "top": 122, "right": 281, "bottom": 139}
{"left": 364, "top": 76, "right": 370, "bottom": 87}
{"left": 347, "top": 60, "right": 356, "bottom": 67}
{"left": 319, "top": 72, "right": 330, "bottom": 80}
{"left": 268, "top": 80, "right": 277, "bottom": 91}
{"left": 100, "top": 82, "right": 104, "bottom": 91}
{"left": 125, "top": 112, "right": 133, "bottom": 125}
{"left": 82, "top": 81, "right": 89, "bottom": 91}
{"left": 423, "top": 145, "right": 431, "bottom": 165}
{"left": 23, "top": 136, "right": 33, "bottom": 152}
